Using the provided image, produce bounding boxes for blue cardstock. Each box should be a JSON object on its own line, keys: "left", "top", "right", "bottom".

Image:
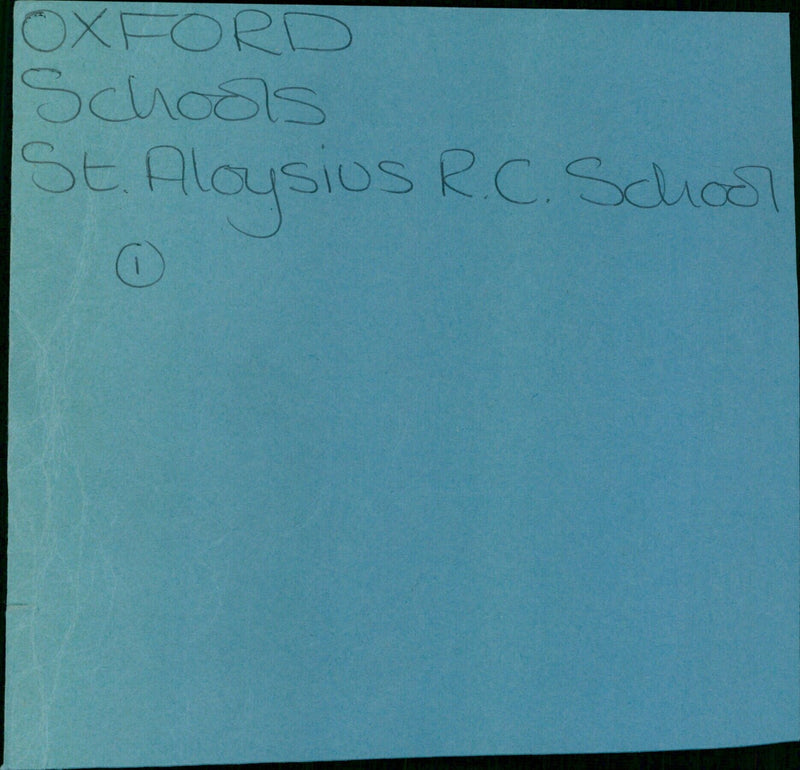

{"left": 6, "top": 3, "right": 799, "bottom": 767}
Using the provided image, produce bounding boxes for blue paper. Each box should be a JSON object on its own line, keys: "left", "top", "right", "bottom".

{"left": 6, "top": 4, "right": 799, "bottom": 767}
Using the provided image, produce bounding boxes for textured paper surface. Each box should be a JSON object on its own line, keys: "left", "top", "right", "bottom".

{"left": 6, "top": 4, "right": 799, "bottom": 767}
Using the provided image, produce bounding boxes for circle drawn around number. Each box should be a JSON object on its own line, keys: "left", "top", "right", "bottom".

{"left": 116, "top": 241, "right": 165, "bottom": 288}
